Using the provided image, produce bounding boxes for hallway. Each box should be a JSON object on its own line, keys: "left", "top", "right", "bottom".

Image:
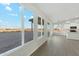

{"left": 0, "top": 3, "right": 79, "bottom": 56}
{"left": 32, "top": 35, "right": 79, "bottom": 56}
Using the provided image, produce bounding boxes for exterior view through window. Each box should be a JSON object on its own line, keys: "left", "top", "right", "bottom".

{"left": 24, "top": 9, "right": 33, "bottom": 43}
{"left": 42, "top": 19, "right": 44, "bottom": 35}
{"left": 38, "top": 17, "right": 42, "bottom": 37}
{"left": 0, "top": 3, "right": 21, "bottom": 54}
{"left": 0, "top": 3, "right": 34, "bottom": 54}
{"left": 47, "top": 23, "right": 50, "bottom": 37}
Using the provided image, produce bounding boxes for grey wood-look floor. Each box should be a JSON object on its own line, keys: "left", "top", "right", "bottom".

{"left": 32, "top": 35, "right": 79, "bottom": 56}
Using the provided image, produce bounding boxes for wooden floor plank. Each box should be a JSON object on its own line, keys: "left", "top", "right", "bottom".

{"left": 32, "top": 35, "right": 79, "bottom": 56}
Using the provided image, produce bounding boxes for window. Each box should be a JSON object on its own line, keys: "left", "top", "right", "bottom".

{"left": 0, "top": 3, "right": 21, "bottom": 54}
{"left": 24, "top": 9, "right": 33, "bottom": 43}
{"left": 47, "top": 23, "right": 50, "bottom": 37}
{"left": 42, "top": 19, "right": 44, "bottom": 35}
{"left": 38, "top": 17, "right": 42, "bottom": 37}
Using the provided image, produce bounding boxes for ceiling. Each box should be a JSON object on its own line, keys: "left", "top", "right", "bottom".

{"left": 33, "top": 3, "right": 79, "bottom": 23}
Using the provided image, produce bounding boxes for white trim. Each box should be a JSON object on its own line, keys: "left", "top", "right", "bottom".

{"left": 20, "top": 5, "right": 25, "bottom": 46}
